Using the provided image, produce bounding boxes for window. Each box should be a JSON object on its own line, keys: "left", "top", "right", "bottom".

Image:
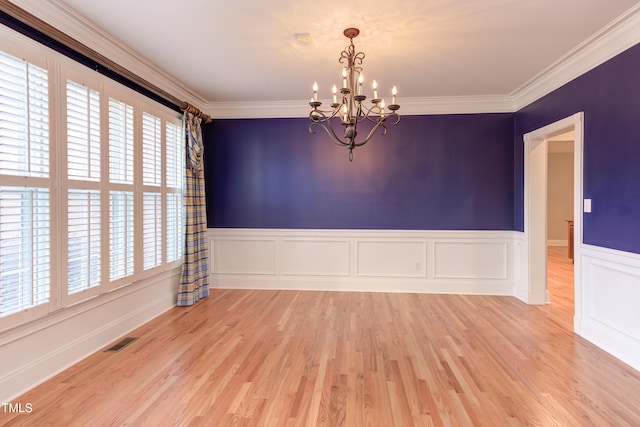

{"left": 67, "top": 190, "right": 100, "bottom": 294}
{"left": 109, "top": 98, "right": 133, "bottom": 185}
{"left": 166, "top": 192, "right": 183, "bottom": 263}
{"left": 0, "top": 34, "right": 184, "bottom": 328}
{"left": 109, "top": 190, "right": 134, "bottom": 281}
{"left": 108, "top": 97, "right": 135, "bottom": 283}
{"left": 165, "top": 121, "right": 184, "bottom": 263}
{"left": 67, "top": 80, "right": 100, "bottom": 181}
{"left": 142, "top": 192, "right": 162, "bottom": 269}
{"left": 0, "top": 51, "right": 50, "bottom": 319}
{"left": 141, "top": 112, "right": 162, "bottom": 270}
{"left": 66, "top": 79, "right": 101, "bottom": 297}
{"left": 0, "top": 188, "right": 50, "bottom": 316}
{"left": 142, "top": 112, "right": 162, "bottom": 187}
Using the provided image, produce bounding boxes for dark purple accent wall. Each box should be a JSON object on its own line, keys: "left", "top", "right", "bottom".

{"left": 514, "top": 42, "right": 640, "bottom": 254}
{"left": 204, "top": 114, "right": 514, "bottom": 230}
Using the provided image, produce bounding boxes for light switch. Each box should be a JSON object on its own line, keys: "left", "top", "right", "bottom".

{"left": 584, "top": 198, "right": 592, "bottom": 213}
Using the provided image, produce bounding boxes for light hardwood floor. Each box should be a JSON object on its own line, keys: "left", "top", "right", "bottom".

{"left": 3, "top": 248, "right": 640, "bottom": 426}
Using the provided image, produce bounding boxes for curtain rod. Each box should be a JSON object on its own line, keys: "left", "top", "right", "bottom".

{"left": 182, "top": 102, "right": 212, "bottom": 124}
{"left": 1, "top": 0, "right": 211, "bottom": 122}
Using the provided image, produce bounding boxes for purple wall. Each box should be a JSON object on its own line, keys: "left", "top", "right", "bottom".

{"left": 514, "top": 42, "right": 640, "bottom": 254}
{"left": 204, "top": 114, "right": 514, "bottom": 230}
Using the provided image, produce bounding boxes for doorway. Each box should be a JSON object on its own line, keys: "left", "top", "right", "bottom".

{"left": 547, "top": 131, "right": 575, "bottom": 316}
{"left": 523, "top": 112, "right": 583, "bottom": 331}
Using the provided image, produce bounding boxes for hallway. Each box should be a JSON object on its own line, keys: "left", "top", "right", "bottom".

{"left": 547, "top": 245, "right": 574, "bottom": 329}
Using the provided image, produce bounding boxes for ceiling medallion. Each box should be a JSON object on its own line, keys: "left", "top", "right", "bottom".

{"left": 309, "top": 28, "right": 400, "bottom": 161}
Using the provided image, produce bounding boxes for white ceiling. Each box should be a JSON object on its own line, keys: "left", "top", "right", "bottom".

{"left": 30, "top": 0, "right": 640, "bottom": 108}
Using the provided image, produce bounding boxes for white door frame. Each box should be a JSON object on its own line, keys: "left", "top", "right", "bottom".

{"left": 522, "top": 112, "right": 583, "bottom": 330}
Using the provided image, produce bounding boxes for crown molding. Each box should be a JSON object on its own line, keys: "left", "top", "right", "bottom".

{"left": 206, "top": 3, "right": 640, "bottom": 119}
{"left": 204, "top": 95, "right": 515, "bottom": 119}
{"left": 6, "top": 0, "right": 207, "bottom": 107}
{"left": 6, "top": 0, "right": 640, "bottom": 118}
{"left": 511, "top": 2, "right": 640, "bottom": 110}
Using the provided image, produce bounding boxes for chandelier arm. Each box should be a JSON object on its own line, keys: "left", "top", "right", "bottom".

{"left": 360, "top": 109, "right": 383, "bottom": 124}
{"left": 309, "top": 121, "right": 352, "bottom": 147}
{"left": 309, "top": 111, "right": 351, "bottom": 147}
{"left": 358, "top": 102, "right": 383, "bottom": 118}
{"left": 361, "top": 111, "right": 400, "bottom": 126}
{"left": 311, "top": 106, "right": 343, "bottom": 120}
{"left": 350, "top": 119, "right": 389, "bottom": 147}
{"left": 355, "top": 102, "right": 399, "bottom": 125}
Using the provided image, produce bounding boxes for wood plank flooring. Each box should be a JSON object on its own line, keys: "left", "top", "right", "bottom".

{"left": 3, "top": 248, "right": 640, "bottom": 426}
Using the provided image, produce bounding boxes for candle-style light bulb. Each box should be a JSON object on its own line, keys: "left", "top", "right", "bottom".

{"left": 332, "top": 85, "right": 337, "bottom": 104}
{"left": 372, "top": 80, "right": 378, "bottom": 99}
{"left": 342, "top": 68, "right": 348, "bottom": 88}
{"left": 358, "top": 74, "right": 364, "bottom": 95}
{"left": 313, "top": 81, "right": 318, "bottom": 101}
{"left": 392, "top": 86, "right": 397, "bottom": 105}
{"left": 343, "top": 104, "right": 348, "bottom": 122}
{"left": 380, "top": 99, "right": 385, "bottom": 117}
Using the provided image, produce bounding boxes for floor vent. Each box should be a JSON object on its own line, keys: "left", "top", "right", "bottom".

{"left": 104, "top": 337, "right": 138, "bottom": 353}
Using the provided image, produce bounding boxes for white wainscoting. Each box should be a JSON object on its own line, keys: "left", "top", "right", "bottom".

{"left": 356, "top": 240, "right": 427, "bottom": 278}
{"left": 0, "top": 269, "right": 179, "bottom": 402}
{"left": 578, "top": 244, "right": 640, "bottom": 371}
{"left": 433, "top": 241, "right": 507, "bottom": 279}
{"left": 214, "top": 239, "right": 277, "bottom": 275}
{"left": 208, "top": 228, "right": 519, "bottom": 295}
{"left": 283, "top": 240, "right": 350, "bottom": 276}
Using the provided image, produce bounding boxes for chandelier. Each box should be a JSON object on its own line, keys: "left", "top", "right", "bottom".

{"left": 309, "top": 28, "right": 400, "bottom": 161}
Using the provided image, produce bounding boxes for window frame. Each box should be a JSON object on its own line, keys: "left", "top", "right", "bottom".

{"left": 60, "top": 65, "right": 105, "bottom": 307}
{"left": 0, "top": 26, "right": 184, "bottom": 330}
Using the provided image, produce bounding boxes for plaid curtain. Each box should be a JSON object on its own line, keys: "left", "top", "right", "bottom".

{"left": 177, "top": 112, "right": 209, "bottom": 306}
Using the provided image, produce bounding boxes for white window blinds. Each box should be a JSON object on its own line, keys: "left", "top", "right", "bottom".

{"left": 165, "top": 121, "right": 183, "bottom": 263}
{"left": 108, "top": 97, "right": 134, "bottom": 283}
{"left": 109, "top": 98, "right": 133, "bottom": 184}
{"left": 142, "top": 112, "right": 161, "bottom": 187}
{"left": 142, "top": 111, "right": 163, "bottom": 270}
{"left": 0, "top": 51, "right": 50, "bottom": 318}
{"left": 143, "top": 192, "right": 162, "bottom": 269}
{"left": 67, "top": 80, "right": 100, "bottom": 181}
{"left": 0, "top": 35, "right": 185, "bottom": 327}
{"left": 166, "top": 192, "right": 182, "bottom": 263}
{"left": 68, "top": 190, "right": 101, "bottom": 294}
{"left": 165, "top": 121, "right": 182, "bottom": 189}
{"left": 0, "top": 188, "right": 50, "bottom": 317}
{"left": 0, "top": 52, "right": 49, "bottom": 178}
{"left": 109, "top": 190, "right": 134, "bottom": 281}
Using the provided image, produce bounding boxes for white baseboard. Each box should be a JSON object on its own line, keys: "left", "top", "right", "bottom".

{"left": 212, "top": 276, "right": 514, "bottom": 296}
{"left": 0, "top": 270, "right": 179, "bottom": 402}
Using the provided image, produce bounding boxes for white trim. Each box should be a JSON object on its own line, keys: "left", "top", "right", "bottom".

{"left": 205, "top": 95, "right": 515, "bottom": 119}
{"left": 511, "top": 3, "right": 640, "bottom": 110}
{"left": 522, "top": 113, "right": 584, "bottom": 313}
{"left": 579, "top": 244, "right": 640, "bottom": 371}
{"left": 8, "top": 0, "right": 207, "bottom": 106}
{"left": 208, "top": 228, "right": 518, "bottom": 295}
{"left": 9, "top": 1, "right": 640, "bottom": 118}
{"left": 202, "top": 3, "right": 640, "bottom": 118}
